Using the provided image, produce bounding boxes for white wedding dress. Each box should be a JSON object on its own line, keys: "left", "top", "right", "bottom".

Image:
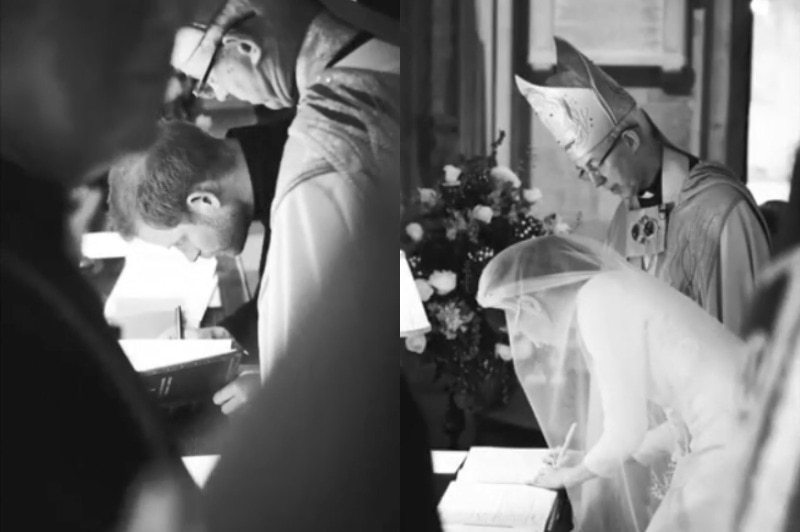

{"left": 477, "top": 235, "right": 747, "bottom": 532}
{"left": 576, "top": 268, "right": 744, "bottom": 532}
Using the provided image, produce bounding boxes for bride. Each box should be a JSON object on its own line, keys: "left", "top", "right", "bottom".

{"left": 477, "top": 235, "right": 746, "bottom": 532}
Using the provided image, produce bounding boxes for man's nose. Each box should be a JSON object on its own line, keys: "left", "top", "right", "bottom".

{"left": 179, "top": 246, "right": 201, "bottom": 263}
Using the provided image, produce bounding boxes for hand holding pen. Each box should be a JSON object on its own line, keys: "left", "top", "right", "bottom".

{"left": 531, "top": 422, "right": 580, "bottom": 489}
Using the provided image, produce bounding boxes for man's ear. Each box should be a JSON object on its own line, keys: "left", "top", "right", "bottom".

{"left": 621, "top": 129, "right": 641, "bottom": 153}
{"left": 186, "top": 191, "right": 221, "bottom": 216}
{"left": 222, "top": 33, "right": 262, "bottom": 65}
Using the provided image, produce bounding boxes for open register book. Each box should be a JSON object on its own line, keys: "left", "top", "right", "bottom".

{"left": 120, "top": 339, "right": 241, "bottom": 408}
{"left": 438, "top": 447, "right": 561, "bottom": 532}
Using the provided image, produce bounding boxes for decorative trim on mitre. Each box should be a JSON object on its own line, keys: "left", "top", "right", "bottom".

{"left": 171, "top": 27, "right": 208, "bottom": 69}
{"left": 515, "top": 75, "right": 617, "bottom": 163}
{"left": 171, "top": 0, "right": 253, "bottom": 72}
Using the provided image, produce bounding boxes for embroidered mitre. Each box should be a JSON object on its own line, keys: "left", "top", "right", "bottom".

{"left": 516, "top": 38, "right": 643, "bottom": 166}
{"left": 171, "top": 0, "right": 256, "bottom": 70}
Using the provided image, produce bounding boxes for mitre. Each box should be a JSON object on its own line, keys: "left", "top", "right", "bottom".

{"left": 171, "top": 0, "right": 258, "bottom": 75}
{"left": 516, "top": 38, "right": 645, "bottom": 167}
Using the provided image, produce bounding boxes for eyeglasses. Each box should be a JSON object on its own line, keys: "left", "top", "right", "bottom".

{"left": 190, "top": 12, "right": 256, "bottom": 100}
{"left": 577, "top": 126, "right": 633, "bottom": 187}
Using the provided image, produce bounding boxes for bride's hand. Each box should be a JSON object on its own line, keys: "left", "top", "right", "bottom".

{"left": 531, "top": 465, "right": 569, "bottom": 489}
{"left": 544, "top": 447, "right": 584, "bottom": 468}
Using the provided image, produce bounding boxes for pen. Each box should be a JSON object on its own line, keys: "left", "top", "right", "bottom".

{"left": 175, "top": 306, "right": 184, "bottom": 340}
{"left": 555, "top": 422, "right": 577, "bottom": 467}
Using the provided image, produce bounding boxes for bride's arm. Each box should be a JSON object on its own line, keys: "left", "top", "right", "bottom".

{"left": 576, "top": 276, "right": 650, "bottom": 479}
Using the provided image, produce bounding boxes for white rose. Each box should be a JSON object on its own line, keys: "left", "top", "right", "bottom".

{"left": 495, "top": 343, "right": 512, "bottom": 361}
{"left": 471, "top": 205, "right": 494, "bottom": 224}
{"left": 490, "top": 165, "right": 522, "bottom": 188}
{"left": 523, "top": 187, "right": 543, "bottom": 204}
{"left": 405, "top": 333, "right": 427, "bottom": 354}
{"left": 415, "top": 279, "right": 434, "bottom": 302}
{"left": 195, "top": 114, "right": 213, "bottom": 131}
{"left": 443, "top": 165, "right": 462, "bottom": 185}
{"left": 405, "top": 223, "right": 424, "bottom": 242}
{"left": 428, "top": 270, "right": 457, "bottom": 295}
{"left": 418, "top": 188, "right": 438, "bottom": 206}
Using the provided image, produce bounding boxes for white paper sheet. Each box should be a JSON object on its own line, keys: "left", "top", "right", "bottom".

{"left": 208, "top": 284, "right": 222, "bottom": 308}
{"left": 438, "top": 481, "right": 557, "bottom": 531}
{"left": 104, "top": 239, "right": 218, "bottom": 336}
{"left": 81, "top": 231, "right": 131, "bottom": 259}
{"left": 182, "top": 455, "right": 220, "bottom": 488}
{"left": 457, "top": 447, "right": 551, "bottom": 485}
{"left": 431, "top": 450, "right": 469, "bottom": 475}
{"left": 119, "top": 339, "right": 234, "bottom": 372}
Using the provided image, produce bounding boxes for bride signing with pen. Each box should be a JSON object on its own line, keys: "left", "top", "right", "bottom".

{"left": 477, "top": 235, "right": 747, "bottom": 532}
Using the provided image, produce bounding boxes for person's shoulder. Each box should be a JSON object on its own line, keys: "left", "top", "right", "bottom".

{"left": 685, "top": 161, "right": 754, "bottom": 202}
{"left": 578, "top": 269, "right": 683, "bottom": 316}
{"left": 576, "top": 271, "right": 638, "bottom": 322}
{"left": 677, "top": 162, "right": 761, "bottom": 228}
{"left": 299, "top": 68, "right": 398, "bottom": 119}
{"left": 580, "top": 270, "right": 636, "bottom": 297}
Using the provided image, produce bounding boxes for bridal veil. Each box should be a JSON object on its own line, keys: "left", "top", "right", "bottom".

{"left": 477, "top": 235, "right": 671, "bottom": 532}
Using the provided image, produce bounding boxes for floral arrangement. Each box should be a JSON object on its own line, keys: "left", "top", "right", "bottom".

{"left": 401, "top": 132, "right": 576, "bottom": 413}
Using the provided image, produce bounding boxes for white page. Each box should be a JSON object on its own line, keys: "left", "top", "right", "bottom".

{"left": 81, "top": 231, "right": 131, "bottom": 259}
{"left": 120, "top": 339, "right": 234, "bottom": 372}
{"left": 438, "top": 481, "right": 557, "bottom": 531}
{"left": 208, "top": 283, "right": 222, "bottom": 308}
{"left": 431, "top": 450, "right": 469, "bottom": 475}
{"left": 182, "top": 455, "right": 220, "bottom": 488}
{"left": 105, "top": 239, "right": 218, "bottom": 334}
{"left": 457, "top": 447, "right": 551, "bottom": 485}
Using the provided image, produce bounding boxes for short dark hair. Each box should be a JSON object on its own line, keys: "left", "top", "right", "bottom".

{"left": 107, "top": 120, "right": 238, "bottom": 237}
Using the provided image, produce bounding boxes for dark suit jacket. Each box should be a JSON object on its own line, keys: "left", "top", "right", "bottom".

{"left": 0, "top": 159, "right": 189, "bottom": 531}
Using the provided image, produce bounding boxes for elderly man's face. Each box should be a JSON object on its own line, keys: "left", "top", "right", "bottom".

{"left": 171, "top": 26, "right": 275, "bottom": 107}
{"left": 576, "top": 129, "right": 649, "bottom": 200}
{"left": 135, "top": 198, "right": 251, "bottom": 262}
